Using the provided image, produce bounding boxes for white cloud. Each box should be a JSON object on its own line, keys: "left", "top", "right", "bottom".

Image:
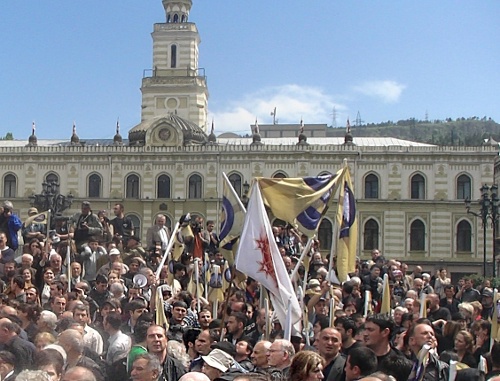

{"left": 210, "top": 84, "right": 346, "bottom": 134}
{"left": 353, "top": 80, "right": 406, "bottom": 103}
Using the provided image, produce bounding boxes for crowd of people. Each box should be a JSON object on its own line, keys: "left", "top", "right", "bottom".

{"left": 0, "top": 199, "right": 499, "bottom": 381}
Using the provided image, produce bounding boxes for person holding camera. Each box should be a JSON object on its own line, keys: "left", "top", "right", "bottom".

{"left": 69, "top": 201, "right": 103, "bottom": 251}
{"left": 0, "top": 201, "right": 22, "bottom": 252}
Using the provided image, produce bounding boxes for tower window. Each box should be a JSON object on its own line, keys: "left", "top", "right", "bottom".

{"left": 173, "top": 14, "right": 179, "bottom": 23}
{"left": 171, "top": 45, "right": 177, "bottom": 68}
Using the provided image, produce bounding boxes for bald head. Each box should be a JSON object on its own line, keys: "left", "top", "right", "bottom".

{"left": 179, "top": 372, "right": 211, "bottom": 381}
{"left": 62, "top": 366, "right": 96, "bottom": 381}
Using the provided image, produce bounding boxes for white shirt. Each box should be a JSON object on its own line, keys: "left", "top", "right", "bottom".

{"left": 107, "top": 330, "right": 131, "bottom": 365}
{"left": 83, "top": 324, "right": 104, "bottom": 355}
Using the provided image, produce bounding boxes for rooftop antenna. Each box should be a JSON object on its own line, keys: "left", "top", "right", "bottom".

{"left": 270, "top": 107, "right": 277, "bottom": 125}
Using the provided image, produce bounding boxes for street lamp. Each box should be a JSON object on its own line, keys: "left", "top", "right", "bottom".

{"left": 465, "top": 184, "right": 499, "bottom": 277}
{"left": 29, "top": 180, "right": 74, "bottom": 228}
{"left": 241, "top": 181, "right": 250, "bottom": 207}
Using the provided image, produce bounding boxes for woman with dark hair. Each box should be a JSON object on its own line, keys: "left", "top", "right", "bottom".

{"left": 39, "top": 268, "right": 55, "bottom": 306}
{"left": 438, "top": 320, "right": 462, "bottom": 354}
{"left": 35, "top": 349, "right": 65, "bottom": 381}
{"left": 17, "top": 302, "right": 41, "bottom": 342}
{"left": 288, "top": 350, "right": 325, "bottom": 381}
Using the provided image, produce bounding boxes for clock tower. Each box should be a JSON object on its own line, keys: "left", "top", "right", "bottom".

{"left": 139, "top": 0, "right": 209, "bottom": 131}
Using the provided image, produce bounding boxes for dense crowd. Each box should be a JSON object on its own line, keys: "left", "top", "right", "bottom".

{"left": 0, "top": 199, "right": 498, "bottom": 381}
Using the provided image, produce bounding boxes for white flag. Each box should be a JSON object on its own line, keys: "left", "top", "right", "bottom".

{"left": 235, "top": 182, "right": 301, "bottom": 328}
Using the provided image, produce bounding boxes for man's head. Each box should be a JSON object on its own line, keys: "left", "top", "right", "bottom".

{"left": 113, "top": 203, "right": 124, "bottom": 217}
{"left": 72, "top": 304, "right": 90, "bottom": 326}
{"left": 0, "top": 232, "right": 7, "bottom": 248}
{"left": 146, "top": 325, "right": 167, "bottom": 354}
{"left": 363, "top": 314, "right": 394, "bottom": 350}
{"left": 0, "top": 350, "right": 15, "bottom": 379}
{"left": 444, "top": 284, "right": 455, "bottom": 298}
{"left": 49, "top": 253, "right": 62, "bottom": 271}
{"left": 62, "top": 366, "right": 96, "bottom": 381}
{"left": 21, "top": 254, "right": 34, "bottom": 268}
{"left": 130, "top": 353, "right": 162, "bottom": 381}
{"left": 104, "top": 311, "right": 122, "bottom": 334}
{"left": 235, "top": 339, "right": 253, "bottom": 362}
{"left": 195, "top": 329, "right": 218, "bottom": 356}
{"left": 334, "top": 316, "right": 357, "bottom": 344}
{"left": 57, "top": 329, "right": 84, "bottom": 356}
{"left": 251, "top": 340, "right": 271, "bottom": 368}
{"left": 345, "top": 347, "right": 378, "bottom": 381}
{"left": 81, "top": 201, "right": 91, "bottom": 215}
{"left": 155, "top": 215, "right": 166, "bottom": 227}
{"left": 408, "top": 323, "right": 436, "bottom": 355}
{"left": 171, "top": 301, "right": 188, "bottom": 324}
{"left": 128, "top": 299, "right": 147, "bottom": 324}
{"left": 51, "top": 296, "right": 67, "bottom": 316}
{"left": 226, "top": 312, "right": 246, "bottom": 336}
{"left": 0, "top": 318, "right": 18, "bottom": 344}
{"left": 316, "top": 327, "right": 342, "bottom": 361}
{"left": 71, "top": 262, "right": 82, "bottom": 278}
{"left": 198, "top": 309, "right": 212, "bottom": 330}
{"left": 266, "top": 339, "right": 295, "bottom": 369}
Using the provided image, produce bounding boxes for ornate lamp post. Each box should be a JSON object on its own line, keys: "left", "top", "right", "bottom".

{"left": 29, "top": 180, "right": 74, "bottom": 228}
{"left": 465, "top": 184, "right": 499, "bottom": 277}
{"left": 241, "top": 180, "right": 250, "bottom": 207}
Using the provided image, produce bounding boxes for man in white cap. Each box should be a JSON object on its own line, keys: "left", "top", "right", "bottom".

{"left": 22, "top": 207, "right": 46, "bottom": 242}
{"left": 201, "top": 348, "right": 234, "bottom": 381}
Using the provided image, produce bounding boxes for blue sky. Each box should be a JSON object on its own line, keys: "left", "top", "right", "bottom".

{"left": 0, "top": 1, "right": 498, "bottom": 139}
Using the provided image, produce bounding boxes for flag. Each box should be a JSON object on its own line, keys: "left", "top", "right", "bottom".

{"left": 257, "top": 170, "right": 343, "bottom": 237}
{"left": 219, "top": 172, "right": 246, "bottom": 264}
{"left": 235, "top": 182, "right": 301, "bottom": 328}
{"left": 24, "top": 211, "right": 49, "bottom": 226}
{"left": 155, "top": 286, "right": 169, "bottom": 331}
{"left": 380, "top": 274, "right": 391, "bottom": 314}
{"left": 335, "top": 164, "right": 358, "bottom": 282}
{"left": 491, "top": 288, "right": 499, "bottom": 350}
{"left": 419, "top": 292, "right": 428, "bottom": 319}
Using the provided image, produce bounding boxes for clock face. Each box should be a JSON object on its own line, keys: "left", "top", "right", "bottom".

{"left": 159, "top": 128, "right": 171, "bottom": 141}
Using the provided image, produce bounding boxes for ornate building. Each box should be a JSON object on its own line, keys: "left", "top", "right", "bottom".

{"left": 0, "top": 0, "right": 497, "bottom": 278}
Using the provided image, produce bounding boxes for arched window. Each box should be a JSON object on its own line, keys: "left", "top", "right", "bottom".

{"left": 364, "top": 174, "right": 379, "bottom": 199}
{"left": 157, "top": 175, "right": 171, "bottom": 199}
{"left": 457, "top": 174, "right": 471, "bottom": 200}
{"left": 127, "top": 214, "right": 141, "bottom": 238}
{"left": 228, "top": 173, "right": 242, "bottom": 198}
{"left": 363, "top": 219, "right": 379, "bottom": 251}
{"left": 318, "top": 219, "right": 333, "bottom": 251}
{"left": 126, "top": 174, "right": 140, "bottom": 199}
{"left": 410, "top": 219, "right": 425, "bottom": 251}
{"left": 45, "top": 173, "right": 59, "bottom": 185}
{"left": 171, "top": 45, "right": 177, "bottom": 68}
{"left": 457, "top": 220, "right": 472, "bottom": 252}
{"left": 411, "top": 174, "right": 425, "bottom": 199}
{"left": 273, "top": 172, "right": 287, "bottom": 179}
{"left": 88, "top": 174, "right": 101, "bottom": 198}
{"left": 173, "top": 14, "right": 179, "bottom": 23}
{"left": 188, "top": 174, "right": 202, "bottom": 199}
{"left": 3, "top": 174, "right": 16, "bottom": 198}
{"left": 181, "top": 15, "right": 186, "bottom": 22}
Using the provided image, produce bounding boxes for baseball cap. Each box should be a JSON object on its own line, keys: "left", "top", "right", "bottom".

{"left": 307, "top": 279, "right": 321, "bottom": 288}
{"left": 482, "top": 288, "right": 493, "bottom": 298}
{"left": 109, "top": 248, "right": 121, "bottom": 256}
{"left": 202, "top": 349, "right": 233, "bottom": 372}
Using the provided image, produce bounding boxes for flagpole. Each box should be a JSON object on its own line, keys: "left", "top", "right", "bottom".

{"left": 195, "top": 258, "right": 201, "bottom": 312}
{"left": 283, "top": 297, "right": 293, "bottom": 341}
{"left": 290, "top": 236, "right": 315, "bottom": 282}
{"left": 222, "top": 172, "right": 247, "bottom": 213}
{"left": 155, "top": 222, "right": 180, "bottom": 279}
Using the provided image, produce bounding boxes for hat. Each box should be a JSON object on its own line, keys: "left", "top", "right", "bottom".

{"left": 129, "top": 235, "right": 141, "bottom": 242}
{"left": 482, "top": 288, "right": 493, "bottom": 298}
{"left": 210, "top": 341, "right": 237, "bottom": 358}
{"left": 160, "top": 285, "right": 172, "bottom": 294}
{"left": 109, "top": 248, "right": 121, "bottom": 256}
{"left": 28, "top": 207, "right": 38, "bottom": 215}
{"left": 201, "top": 349, "right": 233, "bottom": 372}
{"left": 308, "top": 279, "right": 321, "bottom": 288}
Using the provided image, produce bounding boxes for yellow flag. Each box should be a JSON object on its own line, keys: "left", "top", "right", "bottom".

{"left": 380, "top": 274, "right": 391, "bottom": 314}
{"left": 155, "top": 286, "right": 169, "bottom": 331}
{"left": 335, "top": 164, "right": 358, "bottom": 282}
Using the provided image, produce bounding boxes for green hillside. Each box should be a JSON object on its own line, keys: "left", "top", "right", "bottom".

{"left": 327, "top": 117, "right": 500, "bottom": 146}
